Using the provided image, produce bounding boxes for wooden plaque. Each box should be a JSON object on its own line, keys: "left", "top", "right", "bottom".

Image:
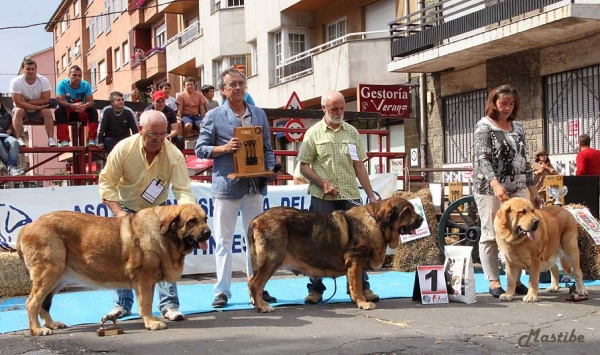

{"left": 227, "top": 126, "right": 274, "bottom": 179}
{"left": 448, "top": 182, "right": 463, "bottom": 211}
{"left": 544, "top": 175, "right": 564, "bottom": 205}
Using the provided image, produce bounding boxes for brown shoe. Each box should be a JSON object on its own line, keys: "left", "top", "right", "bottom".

{"left": 304, "top": 291, "right": 322, "bottom": 304}
{"left": 363, "top": 289, "right": 380, "bottom": 302}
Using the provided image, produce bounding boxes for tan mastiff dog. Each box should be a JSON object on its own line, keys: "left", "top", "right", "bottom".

{"left": 494, "top": 197, "right": 587, "bottom": 302}
{"left": 17, "top": 204, "right": 211, "bottom": 336}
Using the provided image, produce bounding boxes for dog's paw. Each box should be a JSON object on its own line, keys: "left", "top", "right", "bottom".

{"left": 546, "top": 285, "right": 561, "bottom": 293}
{"left": 357, "top": 301, "right": 376, "bottom": 310}
{"left": 522, "top": 293, "right": 539, "bottom": 302}
{"left": 577, "top": 286, "right": 588, "bottom": 296}
{"left": 145, "top": 319, "right": 167, "bottom": 331}
{"left": 44, "top": 321, "right": 67, "bottom": 330}
{"left": 257, "top": 304, "right": 274, "bottom": 313}
{"left": 499, "top": 293, "right": 514, "bottom": 302}
{"left": 31, "top": 327, "right": 53, "bottom": 336}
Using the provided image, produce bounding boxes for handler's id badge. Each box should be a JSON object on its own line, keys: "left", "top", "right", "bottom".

{"left": 348, "top": 143, "right": 359, "bottom": 161}
{"left": 141, "top": 179, "right": 165, "bottom": 204}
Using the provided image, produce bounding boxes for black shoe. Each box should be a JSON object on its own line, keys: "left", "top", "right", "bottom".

{"left": 212, "top": 293, "right": 228, "bottom": 308}
{"left": 515, "top": 284, "right": 529, "bottom": 295}
{"left": 262, "top": 290, "right": 277, "bottom": 303}
{"left": 489, "top": 287, "right": 505, "bottom": 298}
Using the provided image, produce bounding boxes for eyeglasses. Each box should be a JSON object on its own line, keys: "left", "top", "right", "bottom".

{"left": 146, "top": 131, "right": 168, "bottom": 138}
{"left": 225, "top": 81, "right": 246, "bottom": 89}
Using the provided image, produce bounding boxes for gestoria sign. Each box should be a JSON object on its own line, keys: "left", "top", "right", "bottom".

{"left": 357, "top": 84, "right": 410, "bottom": 118}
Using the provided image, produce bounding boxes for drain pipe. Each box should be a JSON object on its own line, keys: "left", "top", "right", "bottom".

{"left": 418, "top": 0, "right": 428, "bottom": 169}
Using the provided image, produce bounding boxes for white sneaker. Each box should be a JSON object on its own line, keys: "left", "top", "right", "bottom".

{"left": 8, "top": 166, "right": 24, "bottom": 176}
{"left": 16, "top": 138, "right": 26, "bottom": 147}
{"left": 161, "top": 307, "right": 184, "bottom": 321}
{"left": 48, "top": 138, "right": 57, "bottom": 147}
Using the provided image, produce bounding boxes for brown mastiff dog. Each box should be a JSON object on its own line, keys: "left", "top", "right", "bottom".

{"left": 494, "top": 197, "right": 587, "bottom": 302}
{"left": 247, "top": 196, "right": 423, "bottom": 313}
{"left": 16, "top": 204, "right": 211, "bottom": 336}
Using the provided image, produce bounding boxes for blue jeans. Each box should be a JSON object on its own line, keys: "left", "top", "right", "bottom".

{"left": 112, "top": 205, "right": 180, "bottom": 313}
{"left": 0, "top": 135, "right": 19, "bottom": 167}
{"left": 306, "top": 196, "right": 371, "bottom": 294}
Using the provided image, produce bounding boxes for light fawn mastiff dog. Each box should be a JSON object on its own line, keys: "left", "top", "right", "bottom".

{"left": 494, "top": 197, "right": 587, "bottom": 302}
{"left": 16, "top": 204, "right": 211, "bottom": 336}
{"left": 247, "top": 196, "right": 424, "bottom": 312}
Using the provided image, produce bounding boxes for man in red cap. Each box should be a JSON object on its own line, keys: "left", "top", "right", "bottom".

{"left": 145, "top": 91, "right": 185, "bottom": 151}
{"left": 97, "top": 91, "right": 138, "bottom": 152}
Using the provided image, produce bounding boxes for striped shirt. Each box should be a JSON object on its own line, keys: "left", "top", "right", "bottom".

{"left": 297, "top": 119, "right": 367, "bottom": 200}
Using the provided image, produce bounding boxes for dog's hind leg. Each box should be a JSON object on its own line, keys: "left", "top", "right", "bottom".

{"left": 39, "top": 282, "right": 68, "bottom": 331}
{"left": 25, "top": 263, "right": 66, "bottom": 336}
{"left": 248, "top": 245, "right": 282, "bottom": 313}
{"left": 560, "top": 235, "right": 588, "bottom": 296}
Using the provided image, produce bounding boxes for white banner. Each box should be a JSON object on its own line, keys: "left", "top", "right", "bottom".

{"left": 0, "top": 174, "right": 398, "bottom": 274}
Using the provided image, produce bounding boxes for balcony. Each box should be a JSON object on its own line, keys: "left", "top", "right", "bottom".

{"left": 145, "top": 49, "right": 166, "bottom": 79}
{"left": 259, "top": 31, "right": 406, "bottom": 108}
{"left": 388, "top": 0, "right": 600, "bottom": 73}
{"left": 165, "top": 22, "right": 204, "bottom": 76}
{"left": 130, "top": 55, "right": 146, "bottom": 83}
{"left": 158, "top": 0, "right": 197, "bottom": 13}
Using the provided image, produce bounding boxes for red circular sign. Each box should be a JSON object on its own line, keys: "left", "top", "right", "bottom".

{"left": 284, "top": 119, "right": 305, "bottom": 142}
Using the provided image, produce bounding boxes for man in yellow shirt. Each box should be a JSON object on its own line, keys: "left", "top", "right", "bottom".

{"left": 98, "top": 110, "right": 196, "bottom": 322}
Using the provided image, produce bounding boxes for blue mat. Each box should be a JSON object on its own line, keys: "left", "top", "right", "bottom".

{"left": 2, "top": 271, "right": 598, "bottom": 334}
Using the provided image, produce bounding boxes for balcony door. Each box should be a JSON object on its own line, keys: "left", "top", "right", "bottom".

{"left": 273, "top": 27, "right": 309, "bottom": 84}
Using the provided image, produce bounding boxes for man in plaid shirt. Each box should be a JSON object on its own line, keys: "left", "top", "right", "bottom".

{"left": 296, "top": 91, "right": 379, "bottom": 305}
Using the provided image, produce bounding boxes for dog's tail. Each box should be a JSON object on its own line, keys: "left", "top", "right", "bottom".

{"left": 15, "top": 226, "right": 31, "bottom": 277}
{"left": 246, "top": 221, "right": 258, "bottom": 272}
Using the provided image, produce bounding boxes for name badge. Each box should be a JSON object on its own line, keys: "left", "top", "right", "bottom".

{"left": 141, "top": 179, "right": 165, "bottom": 204}
{"left": 348, "top": 143, "right": 359, "bottom": 161}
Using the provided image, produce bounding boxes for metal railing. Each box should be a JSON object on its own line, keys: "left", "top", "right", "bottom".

{"left": 165, "top": 21, "right": 203, "bottom": 48}
{"left": 275, "top": 30, "right": 388, "bottom": 84}
{"left": 389, "top": 0, "right": 565, "bottom": 59}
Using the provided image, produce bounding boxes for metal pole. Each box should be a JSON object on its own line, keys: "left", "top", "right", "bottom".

{"left": 418, "top": 0, "right": 428, "bottom": 169}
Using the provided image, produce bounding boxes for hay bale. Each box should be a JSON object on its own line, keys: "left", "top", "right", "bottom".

{"left": 391, "top": 189, "right": 443, "bottom": 271}
{"left": 0, "top": 251, "right": 32, "bottom": 297}
{"left": 566, "top": 204, "right": 600, "bottom": 280}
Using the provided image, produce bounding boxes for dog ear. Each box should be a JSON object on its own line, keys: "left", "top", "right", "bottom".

{"left": 495, "top": 203, "right": 511, "bottom": 229}
{"left": 160, "top": 205, "right": 184, "bottom": 235}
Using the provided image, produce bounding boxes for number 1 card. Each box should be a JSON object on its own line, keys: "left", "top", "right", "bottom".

{"left": 412, "top": 265, "right": 449, "bottom": 305}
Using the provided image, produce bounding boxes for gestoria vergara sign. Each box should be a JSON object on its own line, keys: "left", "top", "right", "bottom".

{"left": 357, "top": 84, "right": 410, "bottom": 118}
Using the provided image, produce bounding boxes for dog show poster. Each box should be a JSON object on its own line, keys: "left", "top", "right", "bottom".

{"left": 0, "top": 174, "right": 398, "bottom": 275}
{"left": 399, "top": 198, "right": 430, "bottom": 243}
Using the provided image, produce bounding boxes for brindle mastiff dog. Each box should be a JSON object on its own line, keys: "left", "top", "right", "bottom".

{"left": 16, "top": 204, "right": 211, "bottom": 336}
{"left": 247, "top": 196, "right": 423, "bottom": 312}
{"left": 494, "top": 197, "right": 587, "bottom": 302}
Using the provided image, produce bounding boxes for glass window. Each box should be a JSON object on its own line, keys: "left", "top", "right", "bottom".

{"left": 61, "top": 16, "right": 66, "bottom": 34}
{"left": 74, "top": 0, "right": 80, "bottom": 17}
{"left": 123, "top": 41, "right": 130, "bottom": 64}
{"left": 90, "top": 62, "right": 97, "bottom": 91}
{"left": 113, "top": 0, "right": 120, "bottom": 18}
{"left": 97, "top": 14, "right": 103, "bottom": 36}
{"left": 274, "top": 31, "right": 282, "bottom": 82}
{"left": 115, "top": 47, "right": 121, "bottom": 69}
{"left": 326, "top": 17, "right": 347, "bottom": 43}
{"left": 89, "top": 18, "right": 96, "bottom": 46}
{"left": 74, "top": 39, "right": 81, "bottom": 57}
{"left": 105, "top": 0, "right": 111, "bottom": 31}
{"left": 66, "top": 12, "right": 70, "bottom": 28}
{"left": 99, "top": 60, "right": 107, "bottom": 81}
{"left": 250, "top": 40, "right": 258, "bottom": 76}
{"left": 155, "top": 22, "right": 166, "bottom": 48}
{"left": 122, "top": 0, "right": 128, "bottom": 12}
{"left": 61, "top": 54, "right": 67, "bottom": 71}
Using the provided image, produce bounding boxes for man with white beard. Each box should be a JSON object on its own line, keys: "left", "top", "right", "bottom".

{"left": 296, "top": 91, "right": 379, "bottom": 305}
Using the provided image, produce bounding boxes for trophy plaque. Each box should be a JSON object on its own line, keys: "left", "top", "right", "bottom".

{"left": 227, "top": 126, "right": 274, "bottom": 179}
{"left": 97, "top": 314, "right": 124, "bottom": 337}
{"left": 545, "top": 175, "right": 566, "bottom": 206}
{"left": 547, "top": 185, "right": 568, "bottom": 206}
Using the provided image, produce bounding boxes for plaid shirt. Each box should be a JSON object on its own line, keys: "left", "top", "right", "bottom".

{"left": 297, "top": 119, "right": 367, "bottom": 200}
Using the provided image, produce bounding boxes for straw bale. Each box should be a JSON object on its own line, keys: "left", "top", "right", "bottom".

{"left": 0, "top": 251, "right": 32, "bottom": 297}
{"left": 565, "top": 204, "right": 600, "bottom": 280}
{"left": 391, "top": 189, "right": 444, "bottom": 271}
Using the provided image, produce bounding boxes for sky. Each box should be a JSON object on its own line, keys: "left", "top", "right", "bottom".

{"left": 0, "top": 0, "right": 62, "bottom": 93}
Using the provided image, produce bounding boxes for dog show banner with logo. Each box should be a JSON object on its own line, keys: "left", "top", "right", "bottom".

{"left": 0, "top": 173, "right": 398, "bottom": 275}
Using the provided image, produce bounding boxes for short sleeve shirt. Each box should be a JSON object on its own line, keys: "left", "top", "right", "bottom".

{"left": 56, "top": 78, "right": 92, "bottom": 103}
{"left": 9, "top": 74, "right": 52, "bottom": 101}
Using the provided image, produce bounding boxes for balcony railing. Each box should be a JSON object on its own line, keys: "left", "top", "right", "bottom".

{"left": 389, "top": 0, "right": 565, "bottom": 59}
{"left": 275, "top": 30, "right": 388, "bottom": 84}
{"left": 165, "top": 21, "right": 203, "bottom": 48}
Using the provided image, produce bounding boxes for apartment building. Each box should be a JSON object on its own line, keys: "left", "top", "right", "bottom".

{"left": 388, "top": 0, "right": 600, "bottom": 177}
{"left": 46, "top": 0, "right": 182, "bottom": 105}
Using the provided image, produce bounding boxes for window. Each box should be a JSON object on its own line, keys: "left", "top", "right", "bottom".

{"left": 326, "top": 17, "right": 347, "bottom": 43}
{"left": 66, "top": 12, "right": 71, "bottom": 28}
{"left": 97, "top": 14, "right": 104, "bottom": 36}
{"left": 90, "top": 62, "right": 97, "bottom": 91}
{"left": 74, "top": 39, "right": 81, "bottom": 57}
{"left": 89, "top": 18, "right": 96, "bottom": 46}
{"left": 228, "top": 0, "right": 244, "bottom": 6}
{"left": 249, "top": 40, "right": 258, "bottom": 76}
{"left": 155, "top": 22, "right": 166, "bottom": 48}
{"left": 61, "top": 54, "right": 67, "bottom": 71}
{"left": 123, "top": 41, "right": 130, "bottom": 64}
{"left": 115, "top": 47, "right": 121, "bottom": 69}
{"left": 271, "top": 28, "right": 309, "bottom": 84}
{"left": 443, "top": 90, "right": 487, "bottom": 164}
{"left": 105, "top": 1, "right": 111, "bottom": 31}
{"left": 113, "top": 0, "right": 120, "bottom": 19}
{"left": 99, "top": 60, "right": 107, "bottom": 81}
{"left": 213, "top": 0, "right": 244, "bottom": 11}
{"left": 273, "top": 31, "right": 282, "bottom": 82}
{"left": 122, "top": 0, "right": 128, "bottom": 12}
{"left": 74, "top": 0, "right": 80, "bottom": 17}
{"left": 67, "top": 48, "right": 72, "bottom": 65}
{"left": 56, "top": 61, "right": 60, "bottom": 76}
{"left": 212, "top": 56, "right": 247, "bottom": 86}
{"left": 545, "top": 65, "right": 600, "bottom": 154}
{"left": 61, "top": 16, "right": 66, "bottom": 34}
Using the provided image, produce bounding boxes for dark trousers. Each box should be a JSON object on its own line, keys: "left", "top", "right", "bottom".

{"left": 55, "top": 106, "right": 99, "bottom": 143}
{"left": 306, "top": 196, "right": 370, "bottom": 294}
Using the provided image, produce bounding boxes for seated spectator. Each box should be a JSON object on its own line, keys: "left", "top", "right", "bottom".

{"left": 97, "top": 91, "right": 138, "bottom": 152}
{"left": 159, "top": 81, "right": 178, "bottom": 112}
{"left": 145, "top": 91, "right": 185, "bottom": 151}
{"left": 0, "top": 109, "right": 23, "bottom": 176}
{"left": 176, "top": 77, "right": 207, "bottom": 138}
{"left": 54, "top": 65, "right": 99, "bottom": 147}
{"left": 9, "top": 58, "right": 57, "bottom": 147}
{"left": 201, "top": 84, "right": 219, "bottom": 112}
